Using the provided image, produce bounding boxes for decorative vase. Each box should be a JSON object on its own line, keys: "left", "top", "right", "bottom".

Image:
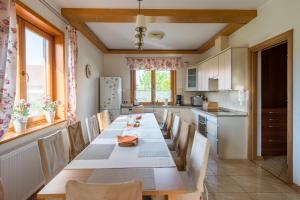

{"left": 13, "top": 118, "right": 27, "bottom": 133}
{"left": 45, "top": 111, "right": 56, "bottom": 123}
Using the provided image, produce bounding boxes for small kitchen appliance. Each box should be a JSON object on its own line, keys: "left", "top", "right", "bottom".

{"left": 191, "top": 95, "right": 204, "bottom": 107}
{"left": 176, "top": 95, "right": 182, "bottom": 106}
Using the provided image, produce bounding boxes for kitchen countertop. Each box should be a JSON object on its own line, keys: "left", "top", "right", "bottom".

{"left": 121, "top": 104, "right": 247, "bottom": 117}
{"left": 191, "top": 107, "right": 248, "bottom": 117}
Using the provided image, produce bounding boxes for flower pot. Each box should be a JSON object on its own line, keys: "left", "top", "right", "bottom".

{"left": 13, "top": 118, "right": 27, "bottom": 133}
{"left": 45, "top": 111, "right": 55, "bottom": 123}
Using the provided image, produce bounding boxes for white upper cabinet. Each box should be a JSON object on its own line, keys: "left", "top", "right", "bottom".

{"left": 185, "top": 66, "right": 198, "bottom": 91}
{"left": 197, "top": 47, "right": 248, "bottom": 91}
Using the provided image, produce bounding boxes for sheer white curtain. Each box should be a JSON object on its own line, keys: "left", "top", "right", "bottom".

{"left": 0, "top": 0, "right": 17, "bottom": 137}
{"left": 66, "top": 25, "right": 78, "bottom": 124}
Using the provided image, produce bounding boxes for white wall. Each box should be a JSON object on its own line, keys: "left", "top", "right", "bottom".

{"left": 103, "top": 54, "right": 202, "bottom": 104}
{"left": 19, "top": 0, "right": 104, "bottom": 143}
{"left": 201, "top": 0, "right": 300, "bottom": 185}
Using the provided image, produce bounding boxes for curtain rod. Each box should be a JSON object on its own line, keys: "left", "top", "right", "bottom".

{"left": 39, "top": 0, "right": 70, "bottom": 25}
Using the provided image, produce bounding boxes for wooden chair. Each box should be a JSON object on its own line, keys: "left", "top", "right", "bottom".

{"left": 85, "top": 115, "right": 100, "bottom": 142}
{"left": 38, "top": 130, "right": 68, "bottom": 183}
{"left": 165, "top": 115, "right": 181, "bottom": 150}
{"left": 0, "top": 178, "right": 4, "bottom": 200}
{"left": 67, "top": 121, "right": 86, "bottom": 160}
{"left": 97, "top": 110, "right": 111, "bottom": 132}
{"left": 176, "top": 131, "right": 210, "bottom": 200}
{"left": 131, "top": 105, "right": 144, "bottom": 114}
{"left": 159, "top": 109, "right": 168, "bottom": 130}
{"left": 163, "top": 111, "right": 173, "bottom": 139}
{"left": 171, "top": 120, "right": 190, "bottom": 170}
{"left": 65, "top": 180, "right": 143, "bottom": 200}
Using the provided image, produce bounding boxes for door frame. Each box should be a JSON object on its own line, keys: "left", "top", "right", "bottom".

{"left": 248, "top": 30, "right": 293, "bottom": 184}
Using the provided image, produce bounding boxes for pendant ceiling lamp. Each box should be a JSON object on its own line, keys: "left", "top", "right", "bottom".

{"left": 135, "top": 0, "right": 147, "bottom": 50}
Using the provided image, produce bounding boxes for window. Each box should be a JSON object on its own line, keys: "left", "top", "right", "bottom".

{"left": 131, "top": 70, "right": 176, "bottom": 104}
{"left": 13, "top": 2, "right": 66, "bottom": 127}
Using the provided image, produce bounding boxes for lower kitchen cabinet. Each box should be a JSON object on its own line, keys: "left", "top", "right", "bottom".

{"left": 192, "top": 109, "right": 248, "bottom": 159}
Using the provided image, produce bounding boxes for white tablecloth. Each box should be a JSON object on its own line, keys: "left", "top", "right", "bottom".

{"left": 66, "top": 113, "right": 176, "bottom": 169}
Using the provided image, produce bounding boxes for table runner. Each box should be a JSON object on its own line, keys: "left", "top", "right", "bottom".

{"left": 87, "top": 168, "right": 155, "bottom": 190}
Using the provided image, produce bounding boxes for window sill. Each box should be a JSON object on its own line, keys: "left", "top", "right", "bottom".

{"left": 0, "top": 118, "right": 66, "bottom": 145}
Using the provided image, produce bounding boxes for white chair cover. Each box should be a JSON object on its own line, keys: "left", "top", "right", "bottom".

{"left": 85, "top": 115, "right": 100, "bottom": 142}
{"left": 38, "top": 130, "right": 68, "bottom": 183}
{"left": 68, "top": 121, "right": 86, "bottom": 160}
{"left": 176, "top": 131, "right": 210, "bottom": 200}
{"left": 65, "top": 180, "right": 143, "bottom": 200}
{"left": 166, "top": 115, "right": 181, "bottom": 150}
{"left": 171, "top": 120, "right": 190, "bottom": 170}
{"left": 61, "top": 127, "right": 71, "bottom": 163}
{"left": 97, "top": 110, "right": 111, "bottom": 132}
{"left": 159, "top": 109, "right": 168, "bottom": 130}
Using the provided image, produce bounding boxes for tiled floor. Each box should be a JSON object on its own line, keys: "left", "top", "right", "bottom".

{"left": 254, "top": 156, "right": 288, "bottom": 182}
{"left": 205, "top": 158, "right": 300, "bottom": 200}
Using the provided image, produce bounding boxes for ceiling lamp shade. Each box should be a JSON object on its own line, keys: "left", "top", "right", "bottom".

{"left": 134, "top": 0, "right": 146, "bottom": 50}
{"left": 135, "top": 14, "right": 147, "bottom": 32}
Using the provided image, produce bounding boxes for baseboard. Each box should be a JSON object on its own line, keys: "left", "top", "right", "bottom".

{"left": 255, "top": 156, "right": 264, "bottom": 160}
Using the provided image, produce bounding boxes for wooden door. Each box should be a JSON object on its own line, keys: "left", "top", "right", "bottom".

{"left": 261, "top": 43, "right": 287, "bottom": 156}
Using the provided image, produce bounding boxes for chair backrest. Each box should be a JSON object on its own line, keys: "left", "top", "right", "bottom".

{"left": 171, "top": 115, "right": 180, "bottom": 140}
{"left": 61, "top": 127, "right": 71, "bottom": 163}
{"left": 97, "top": 110, "right": 111, "bottom": 132}
{"left": 162, "top": 109, "right": 168, "bottom": 125}
{"left": 38, "top": 130, "right": 68, "bottom": 183}
{"left": 85, "top": 115, "right": 100, "bottom": 142}
{"left": 187, "top": 131, "right": 210, "bottom": 193}
{"left": 66, "top": 180, "right": 143, "bottom": 200}
{"left": 131, "top": 105, "right": 144, "bottom": 114}
{"left": 166, "top": 111, "right": 173, "bottom": 131}
{"left": 67, "top": 121, "right": 86, "bottom": 160}
{"left": 0, "top": 178, "right": 4, "bottom": 200}
{"left": 175, "top": 120, "right": 190, "bottom": 158}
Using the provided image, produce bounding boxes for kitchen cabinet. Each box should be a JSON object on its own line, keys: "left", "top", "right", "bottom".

{"left": 185, "top": 66, "right": 198, "bottom": 91}
{"left": 197, "top": 47, "right": 248, "bottom": 91}
{"left": 191, "top": 108, "right": 248, "bottom": 159}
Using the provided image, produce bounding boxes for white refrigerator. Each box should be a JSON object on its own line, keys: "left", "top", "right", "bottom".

{"left": 100, "top": 77, "right": 122, "bottom": 121}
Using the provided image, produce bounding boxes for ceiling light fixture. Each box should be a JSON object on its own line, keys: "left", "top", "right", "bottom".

{"left": 135, "top": 0, "right": 147, "bottom": 50}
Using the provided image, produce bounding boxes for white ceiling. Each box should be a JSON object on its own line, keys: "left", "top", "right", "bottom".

{"left": 50, "top": 0, "right": 268, "bottom": 9}
{"left": 87, "top": 23, "right": 227, "bottom": 50}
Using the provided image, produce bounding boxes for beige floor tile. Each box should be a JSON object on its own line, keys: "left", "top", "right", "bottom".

{"left": 209, "top": 162, "right": 271, "bottom": 177}
{"left": 230, "top": 176, "right": 283, "bottom": 193}
{"left": 249, "top": 193, "right": 288, "bottom": 200}
{"left": 212, "top": 193, "right": 252, "bottom": 200}
{"left": 231, "top": 175, "right": 297, "bottom": 193}
{"left": 284, "top": 192, "right": 300, "bottom": 200}
{"left": 205, "top": 175, "right": 244, "bottom": 193}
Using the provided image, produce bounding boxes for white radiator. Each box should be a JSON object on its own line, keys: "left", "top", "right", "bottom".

{"left": 0, "top": 142, "right": 44, "bottom": 200}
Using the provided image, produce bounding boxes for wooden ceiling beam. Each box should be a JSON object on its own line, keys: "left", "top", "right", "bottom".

{"left": 64, "top": 16, "right": 109, "bottom": 53}
{"left": 197, "top": 23, "right": 244, "bottom": 53}
{"left": 62, "top": 8, "right": 257, "bottom": 24}
{"left": 107, "top": 49, "right": 199, "bottom": 54}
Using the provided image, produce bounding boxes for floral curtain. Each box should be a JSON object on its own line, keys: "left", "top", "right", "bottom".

{"left": 0, "top": 0, "right": 17, "bottom": 137}
{"left": 66, "top": 25, "right": 78, "bottom": 124}
{"left": 127, "top": 57, "right": 181, "bottom": 70}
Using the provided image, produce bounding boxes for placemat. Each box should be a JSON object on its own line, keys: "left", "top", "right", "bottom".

{"left": 76, "top": 144, "right": 115, "bottom": 160}
{"left": 138, "top": 142, "right": 169, "bottom": 157}
{"left": 87, "top": 168, "right": 155, "bottom": 190}
{"left": 99, "top": 130, "right": 123, "bottom": 138}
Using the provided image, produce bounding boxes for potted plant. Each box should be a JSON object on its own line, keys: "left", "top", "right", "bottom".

{"left": 13, "top": 99, "right": 30, "bottom": 133}
{"left": 42, "top": 96, "right": 61, "bottom": 123}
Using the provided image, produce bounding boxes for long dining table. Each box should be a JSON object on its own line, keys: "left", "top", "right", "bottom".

{"left": 37, "top": 113, "right": 186, "bottom": 200}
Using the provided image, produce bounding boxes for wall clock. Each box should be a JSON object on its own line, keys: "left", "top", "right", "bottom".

{"left": 85, "top": 64, "right": 92, "bottom": 78}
